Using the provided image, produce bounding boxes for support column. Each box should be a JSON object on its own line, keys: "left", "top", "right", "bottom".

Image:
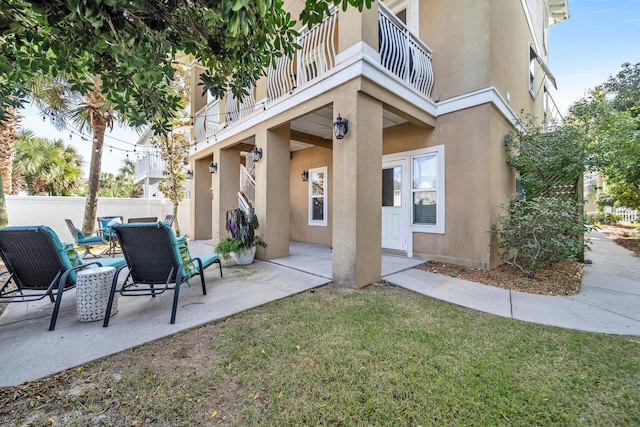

{"left": 190, "top": 157, "right": 213, "bottom": 240}
{"left": 215, "top": 148, "right": 241, "bottom": 242}
{"left": 254, "top": 124, "right": 291, "bottom": 259}
{"left": 332, "top": 92, "right": 383, "bottom": 289}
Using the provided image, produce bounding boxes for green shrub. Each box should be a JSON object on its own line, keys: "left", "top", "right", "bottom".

{"left": 491, "top": 197, "right": 590, "bottom": 278}
{"left": 585, "top": 211, "right": 622, "bottom": 225}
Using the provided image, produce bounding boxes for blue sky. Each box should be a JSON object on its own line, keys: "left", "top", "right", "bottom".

{"left": 18, "top": 0, "right": 640, "bottom": 175}
{"left": 550, "top": 0, "right": 640, "bottom": 114}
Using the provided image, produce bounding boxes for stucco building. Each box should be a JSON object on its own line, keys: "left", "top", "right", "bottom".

{"left": 187, "top": 0, "right": 569, "bottom": 288}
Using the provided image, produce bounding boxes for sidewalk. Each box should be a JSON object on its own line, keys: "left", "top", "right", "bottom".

{"left": 385, "top": 231, "right": 640, "bottom": 335}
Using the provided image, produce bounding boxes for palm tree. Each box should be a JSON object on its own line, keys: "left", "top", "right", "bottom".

{"left": 119, "top": 158, "right": 137, "bottom": 177}
{"left": 29, "top": 74, "right": 116, "bottom": 232}
{"left": 0, "top": 106, "right": 20, "bottom": 226}
{"left": 13, "top": 131, "right": 83, "bottom": 196}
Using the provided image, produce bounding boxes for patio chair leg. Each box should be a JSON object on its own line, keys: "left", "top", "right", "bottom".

{"left": 218, "top": 259, "right": 223, "bottom": 278}
{"left": 82, "top": 247, "right": 100, "bottom": 259}
{"left": 200, "top": 273, "right": 207, "bottom": 295}
{"left": 49, "top": 272, "right": 71, "bottom": 331}
{"left": 103, "top": 267, "right": 125, "bottom": 327}
{"left": 170, "top": 284, "right": 181, "bottom": 324}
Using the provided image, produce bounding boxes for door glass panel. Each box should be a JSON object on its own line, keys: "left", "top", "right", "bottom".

{"left": 382, "top": 166, "right": 402, "bottom": 207}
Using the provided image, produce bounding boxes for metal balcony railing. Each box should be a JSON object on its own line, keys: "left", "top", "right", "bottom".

{"left": 193, "top": 4, "right": 435, "bottom": 144}
{"left": 134, "top": 153, "right": 166, "bottom": 184}
{"left": 378, "top": 3, "right": 434, "bottom": 97}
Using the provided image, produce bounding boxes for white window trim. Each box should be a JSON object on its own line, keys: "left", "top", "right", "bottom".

{"left": 308, "top": 166, "right": 328, "bottom": 227}
{"left": 411, "top": 145, "right": 445, "bottom": 234}
{"left": 384, "top": 145, "right": 445, "bottom": 235}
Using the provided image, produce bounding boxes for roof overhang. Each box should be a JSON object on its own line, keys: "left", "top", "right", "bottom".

{"left": 546, "top": 0, "right": 569, "bottom": 25}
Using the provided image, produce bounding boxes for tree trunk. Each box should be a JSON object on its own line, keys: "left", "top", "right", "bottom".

{"left": 173, "top": 202, "right": 180, "bottom": 237}
{"left": 0, "top": 172, "right": 7, "bottom": 227}
{"left": 82, "top": 118, "right": 106, "bottom": 233}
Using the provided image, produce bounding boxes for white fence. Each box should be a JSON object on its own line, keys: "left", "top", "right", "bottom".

{"left": 615, "top": 208, "right": 638, "bottom": 223}
{"left": 5, "top": 196, "right": 190, "bottom": 242}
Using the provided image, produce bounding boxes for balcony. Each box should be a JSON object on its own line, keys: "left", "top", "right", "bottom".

{"left": 193, "top": 3, "right": 434, "bottom": 144}
{"left": 134, "top": 153, "right": 167, "bottom": 185}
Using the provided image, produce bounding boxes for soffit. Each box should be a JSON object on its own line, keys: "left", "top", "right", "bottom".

{"left": 545, "top": 0, "right": 569, "bottom": 25}
{"left": 289, "top": 106, "right": 408, "bottom": 150}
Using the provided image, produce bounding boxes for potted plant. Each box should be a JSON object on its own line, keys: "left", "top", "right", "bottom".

{"left": 214, "top": 236, "right": 243, "bottom": 265}
{"left": 215, "top": 208, "right": 266, "bottom": 265}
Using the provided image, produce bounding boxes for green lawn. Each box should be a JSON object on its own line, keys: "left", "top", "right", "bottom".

{"left": 2, "top": 285, "right": 638, "bottom": 426}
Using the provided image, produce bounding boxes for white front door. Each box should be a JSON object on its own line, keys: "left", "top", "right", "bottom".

{"left": 382, "top": 160, "right": 407, "bottom": 251}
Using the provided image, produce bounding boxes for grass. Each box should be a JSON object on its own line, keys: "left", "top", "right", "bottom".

{"left": 1, "top": 285, "right": 639, "bottom": 426}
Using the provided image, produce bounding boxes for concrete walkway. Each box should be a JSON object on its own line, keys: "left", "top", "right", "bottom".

{"left": 1, "top": 231, "right": 638, "bottom": 386}
{"left": 386, "top": 231, "right": 640, "bottom": 335}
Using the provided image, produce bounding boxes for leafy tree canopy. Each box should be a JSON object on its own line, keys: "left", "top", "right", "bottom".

{"left": 569, "top": 84, "right": 640, "bottom": 209}
{"left": 0, "top": 0, "right": 369, "bottom": 133}
{"left": 603, "top": 62, "right": 640, "bottom": 117}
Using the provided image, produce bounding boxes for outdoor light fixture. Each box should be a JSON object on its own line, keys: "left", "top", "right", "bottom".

{"left": 333, "top": 114, "right": 349, "bottom": 139}
{"left": 186, "top": 169, "right": 193, "bottom": 179}
{"left": 251, "top": 147, "right": 263, "bottom": 162}
{"left": 209, "top": 162, "right": 218, "bottom": 174}
{"left": 301, "top": 170, "right": 309, "bottom": 181}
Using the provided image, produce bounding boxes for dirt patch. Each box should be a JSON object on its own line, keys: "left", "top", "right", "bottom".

{"left": 416, "top": 260, "right": 583, "bottom": 296}
{"left": 414, "top": 224, "right": 640, "bottom": 296}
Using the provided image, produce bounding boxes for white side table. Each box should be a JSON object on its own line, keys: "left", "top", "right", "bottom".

{"left": 76, "top": 266, "right": 117, "bottom": 322}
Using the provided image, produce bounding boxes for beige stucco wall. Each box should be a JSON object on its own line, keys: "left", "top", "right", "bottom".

{"left": 380, "top": 103, "right": 515, "bottom": 269}
{"left": 290, "top": 146, "right": 333, "bottom": 246}
{"left": 490, "top": 0, "right": 542, "bottom": 119}
{"left": 422, "top": 0, "right": 491, "bottom": 101}
{"left": 423, "top": 0, "right": 546, "bottom": 122}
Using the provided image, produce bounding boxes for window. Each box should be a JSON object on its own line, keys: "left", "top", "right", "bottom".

{"left": 382, "top": 166, "right": 402, "bottom": 207}
{"left": 308, "top": 166, "right": 328, "bottom": 226}
{"left": 411, "top": 145, "right": 444, "bottom": 233}
{"left": 529, "top": 46, "right": 537, "bottom": 96}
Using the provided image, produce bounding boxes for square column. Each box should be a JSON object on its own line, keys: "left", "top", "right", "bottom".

{"left": 254, "top": 124, "right": 291, "bottom": 259}
{"left": 214, "top": 148, "right": 241, "bottom": 243}
{"left": 332, "top": 93, "right": 383, "bottom": 288}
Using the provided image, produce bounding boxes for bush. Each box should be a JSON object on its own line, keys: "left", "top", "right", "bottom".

{"left": 585, "top": 211, "right": 622, "bottom": 225}
{"left": 491, "top": 197, "right": 590, "bottom": 278}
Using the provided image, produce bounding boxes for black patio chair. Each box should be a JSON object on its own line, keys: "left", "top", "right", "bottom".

{"left": 163, "top": 215, "right": 175, "bottom": 226}
{"left": 103, "top": 222, "right": 223, "bottom": 327}
{"left": 0, "top": 225, "right": 126, "bottom": 331}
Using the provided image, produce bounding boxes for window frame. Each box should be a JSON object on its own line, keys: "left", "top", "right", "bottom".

{"left": 410, "top": 145, "right": 445, "bottom": 234}
{"left": 529, "top": 45, "right": 538, "bottom": 98}
{"left": 308, "top": 166, "right": 328, "bottom": 227}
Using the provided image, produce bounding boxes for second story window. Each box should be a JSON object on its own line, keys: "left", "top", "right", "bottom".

{"left": 529, "top": 47, "right": 537, "bottom": 96}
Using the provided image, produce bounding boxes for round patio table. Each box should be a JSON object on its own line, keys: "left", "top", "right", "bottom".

{"left": 76, "top": 266, "right": 117, "bottom": 322}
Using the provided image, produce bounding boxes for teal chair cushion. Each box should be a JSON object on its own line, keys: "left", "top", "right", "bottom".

{"left": 77, "top": 235, "right": 105, "bottom": 244}
{"left": 100, "top": 217, "right": 122, "bottom": 238}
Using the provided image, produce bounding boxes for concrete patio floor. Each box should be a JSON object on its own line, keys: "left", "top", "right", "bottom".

{"left": 0, "top": 241, "right": 423, "bottom": 386}
{"left": 1, "top": 232, "right": 638, "bottom": 387}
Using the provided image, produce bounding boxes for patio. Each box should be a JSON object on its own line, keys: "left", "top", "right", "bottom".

{"left": 0, "top": 241, "right": 423, "bottom": 386}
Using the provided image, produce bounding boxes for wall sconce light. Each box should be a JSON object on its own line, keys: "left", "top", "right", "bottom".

{"left": 301, "top": 170, "right": 309, "bottom": 181}
{"left": 209, "top": 162, "right": 218, "bottom": 174}
{"left": 186, "top": 169, "right": 193, "bottom": 179}
{"left": 251, "top": 147, "right": 263, "bottom": 162}
{"left": 333, "top": 114, "right": 349, "bottom": 139}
